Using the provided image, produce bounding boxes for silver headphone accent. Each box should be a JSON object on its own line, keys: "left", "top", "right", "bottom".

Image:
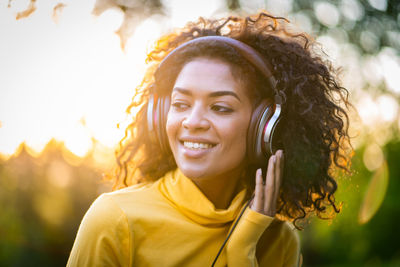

{"left": 147, "top": 95, "right": 155, "bottom": 133}
{"left": 264, "top": 103, "right": 282, "bottom": 154}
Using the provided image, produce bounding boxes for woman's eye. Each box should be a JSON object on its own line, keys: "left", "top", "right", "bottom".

{"left": 171, "top": 102, "right": 189, "bottom": 110}
{"left": 211, "top": 105, "right": 233, "bottom": 113}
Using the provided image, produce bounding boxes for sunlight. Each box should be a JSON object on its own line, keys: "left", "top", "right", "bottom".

{"left": 357, "top": 95, "right": 380, "bottom": 127}
{"left": 358, "top": 160, "right": 389, "bottom": 224}
{"left": 367, "top": 0, "right": 387, "bottom": 11}
{"left": 376, "top": 94, "right": 399, "bottom": 123}
{"left": 289, "top": 12, "right": 313, "bottom": 33}
{"left": 363, "top": 143, "right": 384, "bottom": 171}
{"left": 316, "top": 35, "right": 340, "bottom": 62}
{"left": 46, "top": 159, "right": 73, "bottom": 188}
{"left": 378, "top": 48, "right": 400, "bottom": 94}
{"left": 338, "top": 43, "right": 364, "bottom": 91}
{"left": 0, "top": 134, "right": 21, "bottom": 158}
{"left": 356, "top": 93, "right": 398, "bottom": 136}
{"left": 362, "top": 55, "right": 383, "bottom": 87}
{"left": 265, "top": 0, "right": 293, "bottom": 16}
{"left": 63, "top": 123, "right": 93, "bottom": 158}
{"left": 340, "top": 0, "right": 364, "bottom": 21}
{"left": 314, "top": 1, "right": 340, "bottom": 28}
{"left": 0, "top": 0, "right": 146, "bottom": 157}
{"left": 166, "top": 0, "right": 223, "bottom": 28}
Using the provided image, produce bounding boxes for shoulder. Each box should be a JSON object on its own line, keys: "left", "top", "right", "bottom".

{"left": 77, "top": 193, "right": 128, "bottom": 235}
{"left": 103, "top": 180, "right": 164, "bottom": 211}
{"left": 67, "top": 191, "right": 137, "bottom": 266}
{"left": 79, "top": 181, "right": 160, "bottom": 230}
{"left": 256, "top": 220, "right": 300, "bottom": 266}
{"left": 105, "top": 181, "right": 159, "bottom": 202}
{"left": 269, "top": 220, "right": 299, "bottom": 244}
{"left": 260, "top": 219, "right": 299, "bottom": 251}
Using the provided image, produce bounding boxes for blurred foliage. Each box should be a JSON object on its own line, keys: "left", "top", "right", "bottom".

{"left": 299, "top": 139, "right": 400, "bottom": 266}
{"left": 0, "top": 140, "right": 111, "bottom": 267}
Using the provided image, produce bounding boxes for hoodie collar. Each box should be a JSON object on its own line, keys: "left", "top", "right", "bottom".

{"left": 158, "top": 169, "right": 247, "bottom": 226}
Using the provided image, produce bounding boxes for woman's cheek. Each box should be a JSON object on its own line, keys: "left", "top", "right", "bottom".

{"left": 166, "top": 112, "right": 179, "bottom": 145}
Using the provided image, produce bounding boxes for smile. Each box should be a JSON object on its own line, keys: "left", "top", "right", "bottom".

{"left": 183, "top": 141, "right": 215, "bottom": 149}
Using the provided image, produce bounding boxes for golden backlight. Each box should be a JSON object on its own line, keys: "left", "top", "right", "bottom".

{"left": 0, "top": 0, "right": 222, "bottom": 159}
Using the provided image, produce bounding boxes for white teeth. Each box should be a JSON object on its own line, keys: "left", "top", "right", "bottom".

{"left": 183, "top": 141, "right": 213, "bottom": 149}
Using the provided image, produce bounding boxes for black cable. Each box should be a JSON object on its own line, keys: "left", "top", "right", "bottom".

{"left": 211, "top": 194, "right": 255, "bottom": 267}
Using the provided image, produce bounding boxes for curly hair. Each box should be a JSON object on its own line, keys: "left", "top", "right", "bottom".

{"left": 110, "top": 12, "right": 352, "bottom": 229}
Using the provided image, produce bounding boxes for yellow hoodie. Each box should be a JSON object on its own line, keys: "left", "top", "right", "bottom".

{"left": 67, "top": 169, "right": 300, "bottom": 266}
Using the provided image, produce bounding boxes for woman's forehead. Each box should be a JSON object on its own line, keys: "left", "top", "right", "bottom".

{"left": 174, "top": 58, "right": 250, "bottom": 98}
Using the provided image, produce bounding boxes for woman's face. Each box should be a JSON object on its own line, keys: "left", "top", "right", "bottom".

{"left": 166, "top": 58, "right": 253, "bottom": 180}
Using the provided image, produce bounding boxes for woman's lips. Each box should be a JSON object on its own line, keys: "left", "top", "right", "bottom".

{"left": 178, "top": 140, "right": 217, "bottom": 159}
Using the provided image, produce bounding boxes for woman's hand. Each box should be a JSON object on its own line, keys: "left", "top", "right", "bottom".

{"left": 250, "top": 150, "right": 284, "bottom": 217}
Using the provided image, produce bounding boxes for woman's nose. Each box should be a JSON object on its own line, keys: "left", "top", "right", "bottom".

{"left": 182, "top": 105, "right": 210, "bottom": 130}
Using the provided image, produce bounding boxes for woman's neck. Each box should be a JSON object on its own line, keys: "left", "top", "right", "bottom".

{"left": 190, "top": 169, "right": 243, "bottom": 209}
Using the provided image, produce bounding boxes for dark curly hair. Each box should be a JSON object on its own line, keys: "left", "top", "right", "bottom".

{"left": 110, "top": 12, "right": 352, "bottom": 229}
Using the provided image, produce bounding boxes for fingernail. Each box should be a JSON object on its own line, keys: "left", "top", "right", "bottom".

{"left": 256, "top": 168, "right": 261, "bottom": 176}
{"left": 273, "top": 155, "right": 276, "bottom": 164}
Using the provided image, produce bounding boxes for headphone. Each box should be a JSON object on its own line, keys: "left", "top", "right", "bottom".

{"left": 147, "top": 36, "right": 285, "bottom": 165}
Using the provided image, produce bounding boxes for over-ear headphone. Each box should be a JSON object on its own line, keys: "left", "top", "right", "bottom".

{"left": 147, "top": 36, "right": 284, "bottom": 165}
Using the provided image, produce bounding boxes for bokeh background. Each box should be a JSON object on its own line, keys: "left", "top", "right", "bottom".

{"left": 1, "top": 0, "right": 399, "bottom": 266}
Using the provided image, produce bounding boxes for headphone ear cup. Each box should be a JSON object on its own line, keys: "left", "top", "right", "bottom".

{"left": 247, "top": 99, "right": 283, "bottom": 166}
{"left": 247, "top": 100, "right": 273, "bottom": 165}
{"left": 147, "top": 94, "right": 171, "bottom": 155}
{"left": 147, "top": 94, "right": 160, "bottom": 146}
{"left": 157, "top": 95, "right": 171, "bottom": 154}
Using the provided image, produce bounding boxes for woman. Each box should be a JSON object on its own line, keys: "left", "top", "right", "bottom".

{"left": 67, "top": 12, "right": 351, "bottom": 266}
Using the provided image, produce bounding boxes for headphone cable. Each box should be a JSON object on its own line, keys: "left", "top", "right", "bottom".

{"left": 210, "top": 193, "right": 255, "bottom": 267}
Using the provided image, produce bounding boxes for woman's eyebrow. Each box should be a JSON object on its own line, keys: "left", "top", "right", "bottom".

{"left": 173, "top": 87, "right": 241, "bottom": 102}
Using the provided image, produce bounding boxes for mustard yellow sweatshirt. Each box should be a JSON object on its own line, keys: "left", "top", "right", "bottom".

{"left": 67, "top": 169, "right": 300, "bottom": 266}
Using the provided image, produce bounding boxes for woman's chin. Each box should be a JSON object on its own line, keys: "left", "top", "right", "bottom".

{"left": 178, "top": 165, "right": 208, "bottom": 180}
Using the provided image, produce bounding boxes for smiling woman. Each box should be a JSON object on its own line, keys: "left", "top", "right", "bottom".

{"left": 67, "top": 12, "right": 352, "bottom": 267}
